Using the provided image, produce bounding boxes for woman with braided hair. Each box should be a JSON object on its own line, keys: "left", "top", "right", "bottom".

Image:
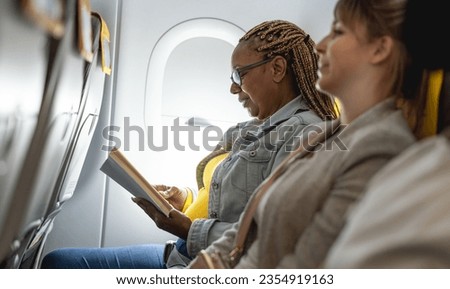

{"left": 41, "top": 20, "right": 337, "bottom": 269}
{"left": 231, "top": 20, "right": 336, "bottom": 121}
{"left": 189, "top": 0, "right": 428, "bottom": 269}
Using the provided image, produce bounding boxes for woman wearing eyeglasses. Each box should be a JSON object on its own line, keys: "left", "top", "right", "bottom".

{"left": 188, "top": 0, "right": 427, "bottom": 269}
{"left": 41, "top": 20, "right": 337, "bottom": 269}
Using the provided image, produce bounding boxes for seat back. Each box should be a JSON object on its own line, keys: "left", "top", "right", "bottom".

{"left": 0, "top": 0, "right": 54, "bottom": 263}
{"left": 0, "top": 0, "right": 88, "bottom": 268}
{"left": 19, "top": 14, "right": 109, "bottom": 269}
{"left": 53, "top": 15, "right": 107, "bottom": 207}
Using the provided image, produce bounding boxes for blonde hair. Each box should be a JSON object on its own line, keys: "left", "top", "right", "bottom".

{"left": 334, "top": 0, "right": 431, "bottom": 137}
{"left": 240, "top": 20, "right": 337, "bottom": 120}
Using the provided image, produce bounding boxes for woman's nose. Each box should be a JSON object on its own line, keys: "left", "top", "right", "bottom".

{"left": 230, "top": 82, "right": 242, "bottom": 94}
{"left": 315, "top": 34, "right": 329, "bottom": 54}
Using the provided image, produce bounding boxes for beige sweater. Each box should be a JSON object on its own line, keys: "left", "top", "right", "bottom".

{"left": 325, "top": 129, "right": 450, "bottom": 268}
{"left": 204, "top": 98, "right": 416, "bottom": 268}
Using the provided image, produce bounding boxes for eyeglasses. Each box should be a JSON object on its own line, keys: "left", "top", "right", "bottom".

{"left": 230, "top": 58, "right": 273, "bottom": 86}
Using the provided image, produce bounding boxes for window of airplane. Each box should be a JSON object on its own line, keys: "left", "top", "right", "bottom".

{"left": 143, "top": 18, "right": 249, "bottom": 189}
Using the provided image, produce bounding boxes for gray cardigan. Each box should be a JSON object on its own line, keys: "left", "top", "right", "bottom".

{"left": 203, "top": 98, "right": 416, "bottom": 268}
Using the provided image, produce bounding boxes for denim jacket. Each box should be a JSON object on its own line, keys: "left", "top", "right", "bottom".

{"left": 187, "top": 97, "right": 321, "bottom": 252}
{"left": 185, "top": 95, "right": 322, "bottom": 258}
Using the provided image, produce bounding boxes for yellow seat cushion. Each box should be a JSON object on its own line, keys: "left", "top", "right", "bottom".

{"left": 184, "top": 152, "right": 229, "bottom": 220}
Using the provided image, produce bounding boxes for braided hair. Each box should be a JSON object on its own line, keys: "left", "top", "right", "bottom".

{"left": 240, "top": 20, "right": 338, "bottom": 120}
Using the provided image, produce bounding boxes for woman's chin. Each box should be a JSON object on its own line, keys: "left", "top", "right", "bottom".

{"left": 246, "top": 108, "right": 258, "bottom": 118}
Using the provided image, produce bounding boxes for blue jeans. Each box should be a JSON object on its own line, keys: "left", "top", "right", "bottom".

{"left": 41, "top": 239, "right": 190, "bottom": 269}
{"left": 41, "top": 244, "right": 166, "bottom": 269}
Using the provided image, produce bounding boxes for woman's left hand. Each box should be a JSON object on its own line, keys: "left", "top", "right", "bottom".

{"left": 132, "top": 197, "right": 192, "bottom": 239}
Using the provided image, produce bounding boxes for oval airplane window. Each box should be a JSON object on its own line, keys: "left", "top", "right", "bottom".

{"left": 145, "top": 18, "right": 249, "bottom": 129}
{"left": 143, "top": 18, "right": 250, "bottom": 188}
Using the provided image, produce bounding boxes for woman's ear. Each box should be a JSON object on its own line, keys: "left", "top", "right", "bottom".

{"left": 272, "top": 55, "right": 288, "bottom": 82}
{"left": 371, "top": 35, "right": 394, "bottom": 64}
